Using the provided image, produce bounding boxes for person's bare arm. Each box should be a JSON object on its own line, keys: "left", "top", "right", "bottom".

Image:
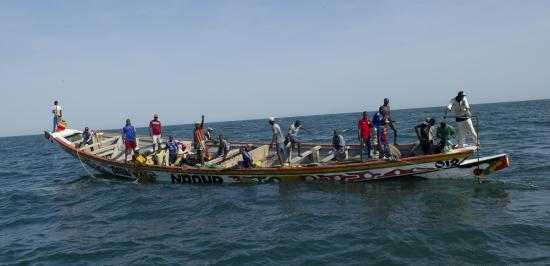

{"left": 200, "top": 115, "right": 205, "bottom": 129}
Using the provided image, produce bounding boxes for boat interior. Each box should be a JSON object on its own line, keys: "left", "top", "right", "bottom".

{"left": 59, "top": 130, "right": 466, "bottom": 168}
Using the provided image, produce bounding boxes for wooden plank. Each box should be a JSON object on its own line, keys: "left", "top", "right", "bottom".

{"left": 207, "top": 149, "right": 240, "bottom": 165}
{"left": 290, "top": 146, "right": 321, "bottom": 164}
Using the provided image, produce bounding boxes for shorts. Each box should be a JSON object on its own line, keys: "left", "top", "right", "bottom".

{"left": 276, "top": 142, "right": 285, "bottom": 151}
{"left": 152, "top": 135, "right": 162, "bottom": 145}
{"left": 289, "top": 135, "right": 299, "bottom": 143}
{"left": 125, "top": 140, "right": 137, "bottom": 151}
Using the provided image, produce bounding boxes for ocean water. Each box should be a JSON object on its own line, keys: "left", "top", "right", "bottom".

{"left": 1, "top": 100, "right": 549, "bottom": 265}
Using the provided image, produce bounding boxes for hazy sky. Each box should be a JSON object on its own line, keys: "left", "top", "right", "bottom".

{"left": 1, "top": 0, "right": 549, "bottom": 137}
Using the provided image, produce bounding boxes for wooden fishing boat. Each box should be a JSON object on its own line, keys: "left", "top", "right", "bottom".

{"left": 45, "top": 129, "right": 509, "bottom": 184}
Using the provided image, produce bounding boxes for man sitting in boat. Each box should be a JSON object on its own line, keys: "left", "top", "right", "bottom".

{"left": 122, "top": 119, "right": 137, "bottom": 162}
{"left": 240, "top": 145, "right": 253, "bottom": 168}
{"left": 332, "top": 129, "right": 347, "bottom": 161}
{"left": 415, "top": 118, "right": 436, "bottom": 155}
{"left": 78, "top": 127, "right": 93, "bottom": 149}
{"left": 436, "top": 121, "right": 456, "bottom": 153}
{"left": 164, "top": 135, "right": 180, "bottom": 166}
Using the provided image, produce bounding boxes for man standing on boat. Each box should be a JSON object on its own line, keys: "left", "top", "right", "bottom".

{"left": 444, "top": 91, "right": 479, "bottom": 147}
{"left": 269, "top": 117, "right": 285, "bottom": 166}
{"left": 357, "top": 111, "right": 372, "bottom": 160}
{"left": 380, "top": 98, "right": 398, "bottom": 145}
{"left": 52, "top": 100, "right": 62, "bottom": 132}
{"left": 286, "top": 120, "right": 306, "bottom": 157}
{"left": 194, "top": 115, "right": 206, "bottom": 167}
{"left": 122, "top": 119, "right": 137, "bottom": 162}
{"left": 149, "top": 114, "right": 162, "bottom": 152}
{"left": 164, "top": 135, "right": 180, "bottom": 166}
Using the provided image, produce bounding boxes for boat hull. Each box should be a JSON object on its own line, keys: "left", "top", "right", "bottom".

{"left": 46, "top": 130, "right": 509, "bottom": 184}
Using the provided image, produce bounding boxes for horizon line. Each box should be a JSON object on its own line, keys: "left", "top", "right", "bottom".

{"left": 2, "top": 97, "right": 548, "bottom": 139}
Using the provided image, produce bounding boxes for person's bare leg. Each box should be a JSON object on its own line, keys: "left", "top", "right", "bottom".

{"left": 390, "top": 123, "right": 398, "bottom": 145}
{"left": 297, "top": 142, "right": 302, "bottom": 157}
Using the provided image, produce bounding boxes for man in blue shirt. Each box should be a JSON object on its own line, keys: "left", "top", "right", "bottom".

{"left": 164, "top": 135, "right": 180, "bottom": 166}
{"left": 372, "top": 106, "right": 384, "bottom": 157}
{"left": 122, "top": 119, "right": 137, "bottom": 162}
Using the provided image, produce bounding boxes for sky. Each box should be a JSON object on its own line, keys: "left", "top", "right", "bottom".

{"left": 1, "top": 0, "right": 549, "bottom": 137}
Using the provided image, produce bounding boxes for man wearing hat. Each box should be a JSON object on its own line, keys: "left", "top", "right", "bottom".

{"left": 444, "top": 91, "right": 479, "bottom": 147}
{"left": 149, "top": 114, "right": 162, "bottom": 152}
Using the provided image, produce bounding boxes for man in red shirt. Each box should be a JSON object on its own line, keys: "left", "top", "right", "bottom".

{"left": 358, "top": 111, "right": 373, "bottom": 161}
{"left": 149, "top": 114, "right": 162, "bottom": 152}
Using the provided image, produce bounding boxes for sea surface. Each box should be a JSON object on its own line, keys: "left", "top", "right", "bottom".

{"left": 1, "top": 100, "right": 550, "bottom": 265}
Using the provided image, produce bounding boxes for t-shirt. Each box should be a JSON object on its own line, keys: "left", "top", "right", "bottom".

{"left": 52, "top": 105, "right": 62, "bottom": 117}
{"left": 242, "top": 151, "right": 252, "bottom": 167}
{"left": 372, "top": 112, "right": 383, "bottom": 128}
{"left": 358, "top": 118, "right": 371, "bottom": 139}
{"left": 166, "top": 140, "right": 179, "bottom": 155}
{"left": 123, "top": 125, "right": 136, "bottom": 141}
{"left": 218, "top": 139, "right": 229, "bottom": 155}
{"left": 447, "top": 97, "right": 471, "bottom": 121}
{"left": 272, "top": 123, "right": 284, "bottom": 144}
{"left": 437, "top": 124, "right": 456, "bottom": 141}
{"left": 149, "top": 120, "right": 161, "bottom": 135}
{"left": 194, "top": 128, "right": 205, "bottom": 149}
{"left": 288, "top": 124, "right": 301, "bottom": 137}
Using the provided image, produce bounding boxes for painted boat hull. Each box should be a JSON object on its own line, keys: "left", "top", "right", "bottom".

{"left": 45, "top": 130, "right": 510, "bottom": 184}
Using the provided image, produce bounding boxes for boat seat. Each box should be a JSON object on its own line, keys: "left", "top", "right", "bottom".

{"left": 207, "top": 149, "right": 240, "bottom": 165}
{"left": 290, "top": 146, "right": 321, "bottom": 164}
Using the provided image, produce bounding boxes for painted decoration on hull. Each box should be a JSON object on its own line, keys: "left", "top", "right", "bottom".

{"left": 471, "top": 156, "right": 510, "bottom": 176}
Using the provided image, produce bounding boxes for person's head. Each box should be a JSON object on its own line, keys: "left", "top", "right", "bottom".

{"left": 84, "top": 127, "right": 89, "bottom": 132}
{"left": 379, "top": 106, "right": 384, "bottom": 113}
{"left": 428, "top": 118, "right": 436, "bottom": 126}
{"left": 195, "top": 121, "right": 200, "bottom": 128}
{"left": 207, "top": 127, "right": 213, "bottom": 132}
{"left": 154, "top": 114, "right": 159, "bottom": 120}
{"left": 384, "top": 98, "right": 389, "bottom": 105}
{"left": 126, "top": 118, "right": 131, "bottom": 125}
{"left": 54, "top": 100, "right": 58, "bottom": 105}
{"left": 362, "top": 111, "right": 368, "bottom": 119}
{"left": 268, "top": 117, "right": 275, "bottom": 125}
{"left": 169, "top": 135, "right": 173, "bottom": 141}
{"left": 219, "top": 134, "right": 224, "bottom": 140}
{"left": 295, "top": 120, "right": 301, "bottom": 127}
{"left": 456, "top": 91, "right": 466, "bottom": 101}
{"left": 440, "top": 121, "right": 447, "bottom": 127}
{"left": 333, "top": 129, "right": 339, "bottom": 136}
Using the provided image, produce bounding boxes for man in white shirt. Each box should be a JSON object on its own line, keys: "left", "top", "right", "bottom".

{"left": 444, "top": 91, "right": 479, "bottom": 147}
{"left": 269, "top": 117, "right": 285, "bottom": 166}
{"left": 52, "top": 100, "right": 62, "bottom": 132}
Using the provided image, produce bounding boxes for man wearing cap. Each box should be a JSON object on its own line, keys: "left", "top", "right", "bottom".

{"left": 444, "top": 91, "right": 479, "bottom": 147}
{"left": 149, "top": 114, "right": 162, "bottom": 152}
{"left": 122, "top": 119, "right": 137, "bottom": 162}
{"left": 269, "top": 117, "right": 285, "bottom": 166}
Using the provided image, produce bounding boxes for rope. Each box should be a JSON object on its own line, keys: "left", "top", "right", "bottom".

{"left": 75, "top": 148, "right": 98, "bottom": 179}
